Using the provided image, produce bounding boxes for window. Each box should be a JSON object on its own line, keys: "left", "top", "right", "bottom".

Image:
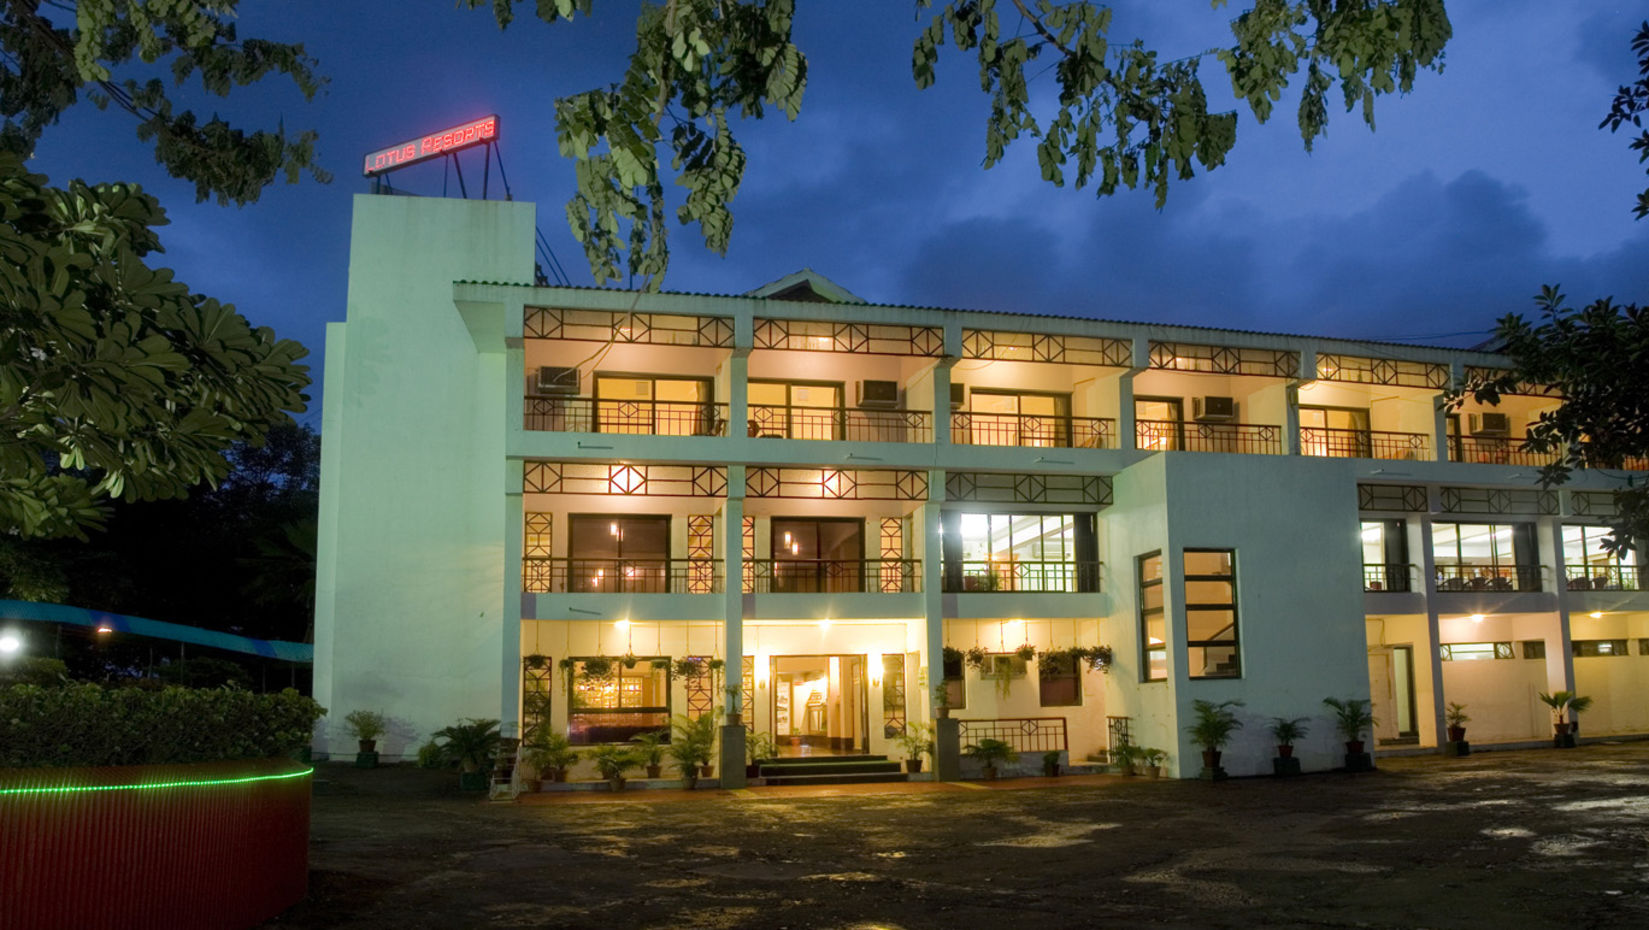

{"left": 770, "top": 518, "right": 864, "bottom": 592}
{"left": 1573, "top": 639, "right": 1629, "bottom": 658}
{"left": 1562, "top": 525, "right": 1631, "bottom": 590}
{"left": 942, "top": 650, "right": 966, "bottom": 709}
{"left": 1640, "top": 639, "right": 1649, "bottom": 657}
{"left": 953, "top": 513, "right": 1094, "bottom": 592}
{"left": 1521, "top": 640, "right": 1546, "bottom": 659}
{"left": 749, "top": 380, "right": 843, "bottom": 439}
{"left": 1300, "top": 406, "right": 1372, "bottom": 458}
{"left": 1431, "top": 523, "right": 1538, "bottom": 591}
{"left": 595, "top": 374, "right": 715, "bottom": 436}
{"left": 1135, "top": 396, "right": 1184, "bottom": 451}
{"left": 1361, "top": 520, "right": 1410, "bottom": 591}
{"left": 568, "top": 515, "right": 670, "bottom": 592}
{"left": 567, "top": 658, "right": 670, "bottom": 745}
{"left": 1185, "top": 549, "right": 1240, "bottom": 679}
{"left": 1038, "top": 651, "right": 1081, "bottom": 707}
{"left": 1439, "top": 642, "right": 1514, "bottom": 661}
{"left": 1138, "top": 552, "right": 1166, "bottom": 681}
{"left": 980, "top": 654, "right": 1028, "bottom": 680}
{"left": 964, "top": 390, "right": 1072, "bottom": 447}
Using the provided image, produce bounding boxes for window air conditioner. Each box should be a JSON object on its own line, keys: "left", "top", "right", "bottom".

{"left": 950, "top": 382, "right": 966, "bottom": 409}
{"left": 856, "top": 380, "right": 900, "bottom": 409}
{"left": 536, "top": 365, "right": 580, "bottom": 394}
{"left": 1193, "top": 396, "right": 1236, "bottom": 422}
{"left": 1469, "top": 412, "right": 1511, "bottom": 436}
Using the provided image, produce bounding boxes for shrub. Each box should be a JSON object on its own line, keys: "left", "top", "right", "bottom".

{"left": 0, "top": 684, "right": 324, "bottom": 767}
{"left": 0, "top": 657, "right": 69, "bottom": 687}
{"left": 344, "top": 709, "right": 389, "bottom": 742}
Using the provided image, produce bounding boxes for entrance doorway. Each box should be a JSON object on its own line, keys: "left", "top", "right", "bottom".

{"left": 770, "top": 655, "right": 869, "bottom": 756}
{"left": 1370, "top": 645, "right": 1418, "bottom": 744}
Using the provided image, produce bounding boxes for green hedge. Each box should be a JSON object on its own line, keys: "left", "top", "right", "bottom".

{"left": 0, "top": 684, "right": 325, "bottom": 768}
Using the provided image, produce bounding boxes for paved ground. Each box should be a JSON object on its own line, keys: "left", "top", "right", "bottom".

{"left": 264, "top": 744, "right": 1649, "bottom": 929}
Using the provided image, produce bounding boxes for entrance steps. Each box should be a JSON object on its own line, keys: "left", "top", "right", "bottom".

{"left": 757, "top": 754, "right": 908, "bottom": 786}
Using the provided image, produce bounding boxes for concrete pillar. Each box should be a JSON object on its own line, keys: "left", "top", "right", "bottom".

{"left": 1288, "top": 350, "right": 1313, "bottom": 456}
{"left": 935, "top": 716, "right": 962, "bottom": 781}
{"left": 1418, "top": 502, "right": 1447, "bottom": 752}
{"left": 921, "top": 483, "right": 945, "bottom": 750}
{"left": 1549, "top": 518, "right": 1577, "bottom": 708}
{"left": 728, "top": 353, "right": 749, "bottom": 439}
{"left": 719, "top": 471, "right": 748, "bottom": 786}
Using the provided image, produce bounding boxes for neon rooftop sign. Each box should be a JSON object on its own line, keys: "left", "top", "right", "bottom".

{"left": 362, "top": 115, "right": 499, "bottom": 176}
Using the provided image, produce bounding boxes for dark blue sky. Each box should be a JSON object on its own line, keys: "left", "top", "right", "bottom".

{"left": 25, "top": 2, "right": 1649, "bottom": 421}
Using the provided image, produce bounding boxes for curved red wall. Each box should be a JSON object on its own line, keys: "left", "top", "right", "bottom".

{"left": 0, "top": 759, "right": 311, "bottom": 930}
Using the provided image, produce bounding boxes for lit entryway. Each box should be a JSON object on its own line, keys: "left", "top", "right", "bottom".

{"left": 770, "top": 655, "right": 868, "bottom": 756}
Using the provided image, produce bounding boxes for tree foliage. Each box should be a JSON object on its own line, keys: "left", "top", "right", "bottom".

{"left": 0, "top": 155, "right": 311, "bottom": 538}
{"left": 0, "top": 0, "right": 329, "bottom": 205}
{"left": 1600, "top": 21, "right": 1649, "bottom": 220}
{"left": 472, "top": 0, "right": 1450, "bottom": 288}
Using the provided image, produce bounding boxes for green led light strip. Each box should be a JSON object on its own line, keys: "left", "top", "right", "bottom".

{"left": 0, "top": 767, "right": 313, "bottom": 797}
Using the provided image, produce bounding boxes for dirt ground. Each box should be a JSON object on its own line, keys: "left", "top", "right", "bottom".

{"left": 263, "top": 744, "right": 1649, "bottom": 929}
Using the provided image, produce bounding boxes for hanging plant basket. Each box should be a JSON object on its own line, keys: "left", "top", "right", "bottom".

{"left": 650, "top": 658, "right": 671, "bottom": 670}
{"left": 964, "top": 646, "right": 989, "bottom": 670}
{"left": 582, "top": 656, "right": 615, "bottom": 679}
{"left": 523, "top": 654, "right": 550, "bottom": 671}
{"left": 620, "top": 652, "right": 639, "bottom": 669}
{"left": 1014, "top": 643, "right": 1038, "bottom": 662}
{"left": 942, "top": 646, "right": 964, "bottom": 665}
{"left": 673, "top": 657, "right": 707, "bottom": 678}
{"left": 707, "top": 658, "right": 725, "bottom": 674}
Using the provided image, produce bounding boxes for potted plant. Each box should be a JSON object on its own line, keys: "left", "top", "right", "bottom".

{"left": 650, "top": 658, "right": 671, "bottom": 671}
{"left": 344, "top": 709, "right": 388, "bottom": 767}
{"left": 631, "top": 730, "right": 667, "bottom": 778}
{"left": 897, "top": 722, "right": 934, "bottom": 773}
{"left": 589, "top": 744, "right": 639, "bottom": 791}
{"left": 1186, "top": 699, "right": 1244, "bottom": 779}
{"left": 433, "top": 718, "right": 501, "bottom": 791}
{"left": 1538, "top": 691, "right": 1592, "bottom": 747}
{"left": 1323, "top": 697, "right": 1376, "bottom": 770}
{"left": 524, "top": 653, "right": 550, "bottom": 671}
{"left": 933, "top": 683, "right": 953, "bottom": 719}
{"left": 522, "top": 732, "right": 579, "bottom": 786}
{"left": 1015, "top": 643, "right": 1037, "bottom": 662}
{"left": 964, "top": 646, "right": 989, "bottom": 671}
{"left": 1111, "top": 742, "right": 1138, "bottom": 776}
{"left": 1445, "top": 702, "right": 1470, "bottom": 743}
{"left": 620, "top": 652, "right": 639, "bottom": 669}
{"left": 1041, "top": 750, "right": 1061, "bottom": 777}
{"left": 581, "top": 656, "right": 614, "bottom": 680}
{"left": 673, "top": 656, "right": 706, "bottom": 678}
{"left": 963, "top": 737, "right": 1019, "bottom": 780}
{"left": 745, "top": 731, "right": 776, "bottom": 779}
{"left": 1076, "top": 645, "right": 1115, "bottom": 672}
{"left": 1268, "top": 716, "right": 1308, "bottom": 759}
{"left": 1140, "top": 748, "right": 1167, "bottom": 778}
{"left": 671, "top": 714, "right": 717, "bottom": 783}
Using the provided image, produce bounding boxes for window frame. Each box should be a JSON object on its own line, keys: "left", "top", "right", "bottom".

{"left": 1037, "top": 651, "right": 1082, "bottom": 708}
{"left": 1137, "top": 551, "right": 1166, "bottom": 682}
{"left": 1183, "top": 548, "right": 1241, "bottom": 680}
{"left": 1572, "top": 639, "right": 1629, "bottom": 658}
{"left": 565, "top": 655, "right": 673, "bottom": 746}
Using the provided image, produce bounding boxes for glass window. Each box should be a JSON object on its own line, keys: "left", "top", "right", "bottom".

{"left": 1573, "top": 639, "right": 1629, "bottom": 658}
{"left": 1185, "top": 549, "right": 1239, "bottom": 679}
{"left": 956, "top": 513, "right": 1082, "bottom": 592}
{"left": 942, "top": 650, "right": 966, "bottom": 710}
{"left": 1432, "top": 522, "right": 1525, "bottom": 591}
{"left": 965, "top": 390, "right": 1072, "bottom": 447}
{"left": 1038, "top": 652, "right": 1081, "bottom": 707}
{"left": 770, "top": 519, "right": 864, "bottom": 593}
{"left": 748, "top": 381, "right": 843, "bottom": 439}
{"left": 595, "top": 375, "right": 712, "bottom": 436}
{"left": 1562, "top": 525, "right": 1628, "bottom": 589}
{"left": 1135, "top": 397, "right": 1184, "bottom": 451}
{"left": 567, "top": 658, "right": 670, "bottom": 745}
{"left": 1138, "top": 552, "right": 1166, "bottom": 682}
{"left": 1521, "top": 640, "right": 1546, "bottom": 659}
{"left": 1439, "top": 642, "right": 1513, "bottom": 661}
{"left": 567, "top": 515, "right": 670, "bottom": 592}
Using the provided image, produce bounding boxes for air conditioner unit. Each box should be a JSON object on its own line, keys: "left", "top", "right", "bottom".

{"left": 1193, "top": 396, "right": 1236, "bottom": 422}
{"left": 856, "top": 380, "right": 900, "bottom": 409}
{"left": 950, "top": 382, "right": 966, "bottom": 409}
{"left": 1469, "top": 412, "right": 1511, "bottom": 436}
{"left": 535, "top": 365, "right": 579, "bottom": 394}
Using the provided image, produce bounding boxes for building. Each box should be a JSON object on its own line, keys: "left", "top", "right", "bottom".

{"left": 312, "top": 193, "right": 1649, "bottom": 780}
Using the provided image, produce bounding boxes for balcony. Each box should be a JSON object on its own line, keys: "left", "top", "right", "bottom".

{"left": 748, "top": 558, "right": 921, "bottom": 594}
{"left": 524, "top": 397, "right": 729, "bottom": 436}
{"left": 1435, "top": 564, "right": 1543, "bottom": 593}
{"left": 748, "top": 405, "right": 932, "bottom": 443}
{"left": 943, "top": 560, "right": 1101, "bottom": 593}
{"left": 949, "top": 412, "right": 1115, "bottom": 449}
{"left": 1136, "top": 420, "right": 1283, "bottom": 455}
{"left": 1364, "top": 563, "right": 1418, "bottom": 592}
{"left": 1446, "top": 435, "right": 1560, "bottom": 467}
{"left": 523, "top": 558, "right": 723, "bottom": 594}
{"left": 1302, "top": 427, "right": 1430, "bottom": 461}
{"left": 1565, "top": 564, "right": 1643, "bottom": 591}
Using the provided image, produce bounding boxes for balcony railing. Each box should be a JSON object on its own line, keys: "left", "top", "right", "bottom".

{"left": 748, "top": 558, "right": 922, "bottom": 594}
{"left": 524, "top": 396, "right": 729, "bottom": 436}
{"left": 1302, "top": 427, "right": 1430, "bottom": 461}
{"left": 1434, "top": 563, "right": 1543, "bottom": 593}
{"left": 956, "top": 717, "right": 1068, "bottom": 754}
{"left": 523, "top": 558, "right": 723, "bottom": 594}
{"left": 1447, "top": 435, "right": 1560, "bottom": 467}
{"left": 748, "top": 405, "right": 932, "bottom": 443}
{"left": 949, "top": 412, "right": 1115, "bottom": 449}
{"left": 1565, "top": 564, "right": 1644, "bottom": 591}
{"left": 1364, "top": 563, "right": 1418, "bottom": 592}
{"left": 1136, "top": 420, "right": 1283, "bottom": 455}
{"left": 944, "top": 560, "right": 1102, "bottom": 593}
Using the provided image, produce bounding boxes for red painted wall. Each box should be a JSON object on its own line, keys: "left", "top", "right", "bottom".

{"left": 0, "top": 760, "right": 310, "bottom": 930}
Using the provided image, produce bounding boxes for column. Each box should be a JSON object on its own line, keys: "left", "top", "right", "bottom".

{"left": 719, "top": 467, "right": 747, "bottom": 787}
{"left": 1418, "top": 501, "right": 1447, "bottom": 752}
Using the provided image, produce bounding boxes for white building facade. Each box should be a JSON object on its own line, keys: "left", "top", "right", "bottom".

{"left": 313, "top": 194, "right": 1649, "bottom": 780}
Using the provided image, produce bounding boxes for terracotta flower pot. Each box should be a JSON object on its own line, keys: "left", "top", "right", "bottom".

{"left": 645, "top": 765, "right": 662, "bottom": 779}
{"left": 1447, "top": 726, "right": 1466, "bottom": 742}
{"left": 358, "top": 739, "right": 376, "bottom": 753}
{"left": 905, "top": 758, "right": 924, "bottom": 774}
{"left": 1201, "top": 749, "right": 1222, "bottom": 770}
{"left": 1344, "top": 740, "right": 1365, "bottom": 755}
{"left": 607, "top": 776, "right": 625, "bottom": 792}
{"left": 982, "top": 764, "right": 998, "bottom": 781}
{"left": 1277, "top": 744, "right": 1294, "bottom": 759}
{"left": 701, "top": 764, "right": 714, "bottom": 778}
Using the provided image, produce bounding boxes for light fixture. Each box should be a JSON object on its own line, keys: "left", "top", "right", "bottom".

{"left": 868, "top": 651, "right": 883, "bottom": 685}
{"left": 818, "top": 619, "right": 831, "bottom": 630}
{"left": 0, "top": 633, "right": 19, "bottom": 654}
{"left": 610, "top": 522, "right": 619, "bottom": 536}
{"left": 1470, "top": 614, "right": 1485, "bottom": 623}
{"left": 615, "top": 619, "right": 631, "bottom": 631}
{"left": 95, "top": 623, "right": 113, "bottom": 635}
{"left": 1589, "top": 611, "right": 1603, "bottom": 620}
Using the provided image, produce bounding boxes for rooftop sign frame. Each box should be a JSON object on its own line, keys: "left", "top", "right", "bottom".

{"left": 362, "top": 115, "right": 500, "bottom": 177}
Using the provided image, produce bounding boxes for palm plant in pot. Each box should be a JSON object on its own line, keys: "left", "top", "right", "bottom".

{"left": 671, "top": 714, "right": 717, "bottom": 785}
{"left": 1538, "top": 691, "right": 1592, "bottom": 747}
{"left": 345, "top": 709, "right": 388, "bottom": 754}
{"left": 1323, "top": 697, "right": 1376, "bottom": 771}
{"left": 1140, "top": 747, "right": 1167, "bottom": 778}
{"left": 589, "top": 744, "right": 639, "bottom": 791}
{"left": 744, "top": 731, "right": 776, "bottom": 779}
{"left": 1268, "top": 716, "right": 1308, "bottom": 775}
{"left": 963, "top": 737, "right": 1020, "bottom": 780}
{"left": 1186, "top": 699, "right": 1244, "bottom": 779}
{"left": 1445, "top": 702, "right": 1470, "bottom": 742}
{"left": 631, "top": 730, "right": 667, "bottom": 779}
{"left": 897, "top": 722, "right": 934, "bottom": 774}
{"left": 434, "top": 718, "right": 501, "bottom": 791}
{"left": 522, "top": 731, "right": 579, "bottom": 787}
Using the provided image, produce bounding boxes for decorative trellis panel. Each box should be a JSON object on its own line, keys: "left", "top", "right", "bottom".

{"left": 1316, "top": 353, "right": 1448, "bottom": 389}
{"left": 524, "top": 462, "right": 727, "bottom": 497}
{"left": 521, "top": 656, "right": 553, "bottom": 744}
{"left": 1439, "top": 487, "right": 1558, "bottom": 515}
{"left": 945, "top": 472, "right": 1112, "bottom": 505}
{"left": 742, "top": 515, "right": 756, "bottom": 594}
{"left": 882, "top": 653, "right": 907, "bottom": 737}
{"left": 747, "top": 467, "right": 927, "bottom": 500}
{"left": 1463, "top": 366, "right": 1563, "bottom": 398}
{"left": 742, "top": 656, "right": 756, "bottom": 733}
{"left": 753, "top": 318, "right": 943, "bottom": 356}
{"left": 524, "top": 306, "right": 734, "bottom": 347}
{"left": 1148, "top": 341, "right": 1299, "bottom": 378}
{"left": 684, "top": 657, "right": 714, "bottom": 721}
{"left": 1571, "top": 491, "right": 1619, "bottom": 517}
{"left": 880, "top": 518, "right": 906, "bottom": 593}
{"left": 523, "top": 513, "right": 553, "bottom": 594}
{"left": 961, "top": 329, "right": 1131, "bottom": 366}
{"left": 687, "top": 515, "right": 717, "bottom": 594}
{"left": 1357, "top": 484, "right": 1428, "bottom": 513}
